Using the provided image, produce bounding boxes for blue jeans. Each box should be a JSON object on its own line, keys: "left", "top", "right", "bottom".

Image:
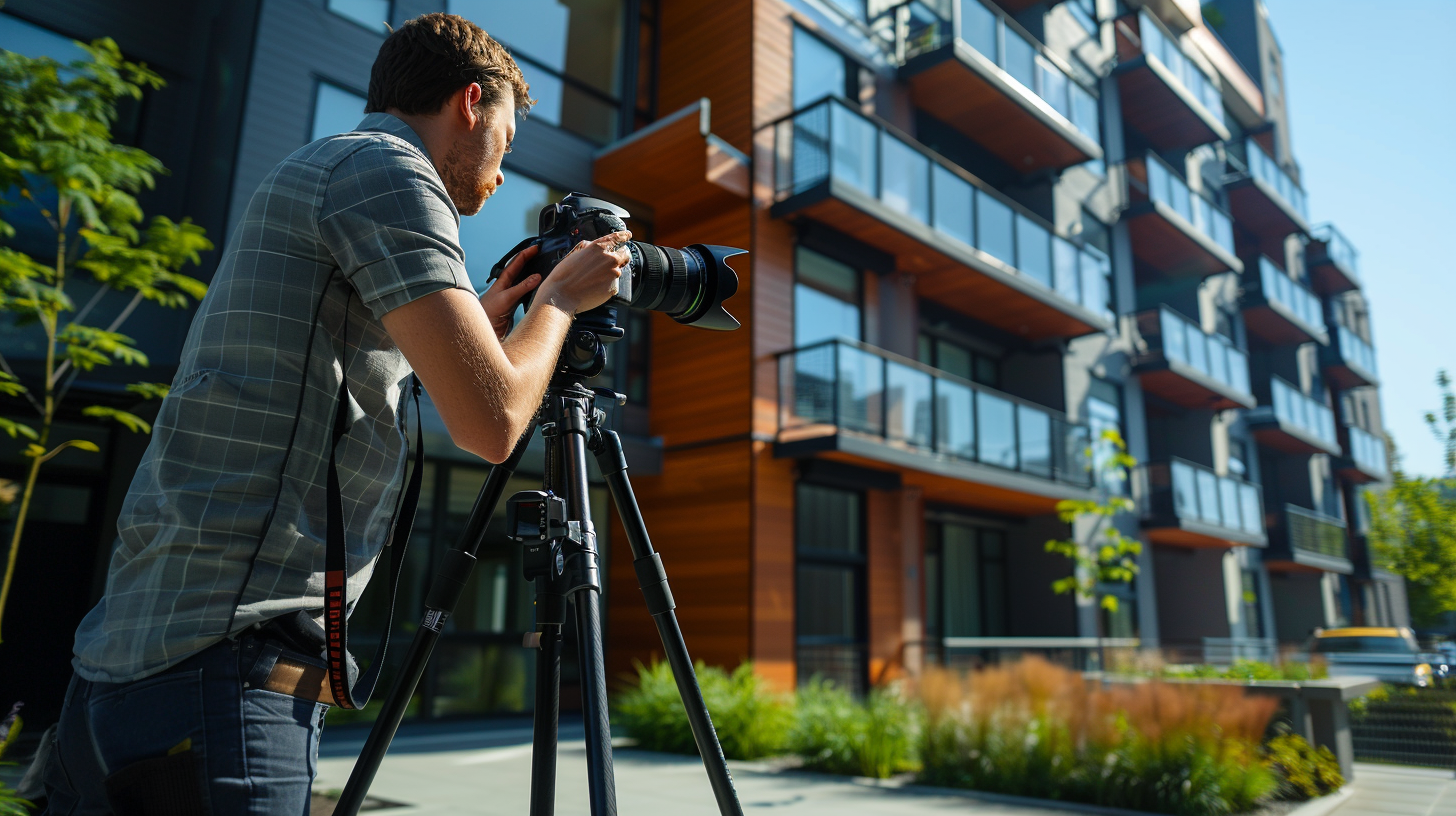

{"left": 42, "top": 631, "right": 329, "bottom": 815}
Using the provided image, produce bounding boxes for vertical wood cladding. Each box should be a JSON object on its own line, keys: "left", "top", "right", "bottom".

{"left": 657, "top": 0, "right": 755, "bottom": 154}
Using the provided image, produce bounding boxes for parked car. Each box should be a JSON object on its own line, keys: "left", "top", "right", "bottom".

{"left": 1310, "top": 627, "right": 1439, "bottom": 686}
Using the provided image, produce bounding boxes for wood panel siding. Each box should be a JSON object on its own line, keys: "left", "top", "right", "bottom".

{"left": 657, "top": 0, "right": 755, "bottom": 154}
{"left": 750, "top": 447, "right": 796, "bottom": 689}
{"left": 867, "top": 489, "right": 905, "bottom": 685}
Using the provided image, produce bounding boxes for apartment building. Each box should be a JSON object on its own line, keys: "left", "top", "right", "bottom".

{"left": 0, "top": 0, "right": 1406, "bottom": 726}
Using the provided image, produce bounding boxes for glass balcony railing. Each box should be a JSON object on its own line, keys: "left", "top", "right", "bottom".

{"left": 1143, "top": 153, "right": 1235, "bottom": 257}
{"left": 894, "top": 0, "right": 1101, "bottom": 144}
{"left": 1346, "top": 425, "right": 1389, "bottom": 478}
{"left": 777, "top": 338, "right": 1093, "bottom": 487}
{"left": 1258, "top": 257, "right": 1326, "bottom": 333}
{"left": 1242, "top": 139, "right": 1308, "bottom": 220}
{"left": 1270, "top": 376, "right": 1337, "bottom": 448}
{"left": 1132, "top": 11, "right": 1224, "bottom": 128}
{"left": 1145, "top": 458, "right": 1264, "bottom": 538}
{"left": 1283, "top": 504, "right": 1348, "bottom": 561}
{"left": 1151, "top": 307, "right": 1251, "bottom": 396}
{"left": 1312, "top": 224, "right": 1359, "bottom": 275}
{"left": 1332, "top": 325, "right": 1378, "bottom": 378}
{"left": 773, "top": 97, "right": 1112, "bottom": 320}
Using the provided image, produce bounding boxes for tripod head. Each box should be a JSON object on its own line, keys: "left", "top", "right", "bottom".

{"left": 558, "top": 307, "right": 625, "bottom": 380}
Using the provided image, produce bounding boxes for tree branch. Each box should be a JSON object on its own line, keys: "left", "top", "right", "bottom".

{"left": 69, "top": 283, "right": 110, "bottom": 328}
{"left": 51, "top": 289, "right": 145, "bottom": 389}
{"left": 0, "top": 352, "right": 45, "bottom": 416}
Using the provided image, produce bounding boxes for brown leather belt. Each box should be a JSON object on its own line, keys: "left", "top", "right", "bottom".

{"left": 262, "top": 655, "right": 337, "bottom": 706}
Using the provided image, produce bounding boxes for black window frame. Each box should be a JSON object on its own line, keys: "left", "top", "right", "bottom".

{"left": 794, "top": 481, "right": 868, "bottom": 694}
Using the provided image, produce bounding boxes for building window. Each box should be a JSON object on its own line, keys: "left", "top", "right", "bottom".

{"left": 796, "top": 483, "right": 866, "bottom": 693}
{"left": 327, "top": 0, "right": 391, "bottom": 33}
{"left": 450, "top": 0, "right": 628, "bottom": 144}
{"left": 1240, "top": 568, "right": 1264, "bottom": 638}
{"left": 924, "top": 522, "right": 1007, "bottom": 642}
{"left": 916, "top": 334, "right": 999, "bottom": 388}
{"left": 311, "top": 81, "right": 367, "bottom": 143}
{"left": 794, "top": 247, "right": 861, "bottom": 347}
{"left": 1087, "top": 382, "right": 1124, "bottom": 491}
{"left": 1066, "top": 0, "right": 1098, "bottom": 35}
{"left": 793, "top": 27, "right": 850, "bottom": 110}
{"left": 0, "top": 12, "right": 85, "bottom": 62}
{"left": 460, "top": 173, "right": 565, "bottom": 292}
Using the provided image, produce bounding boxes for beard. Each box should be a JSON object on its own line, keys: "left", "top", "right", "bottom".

{"left": 441, "top": 129, "right": 496, "bottom": 216}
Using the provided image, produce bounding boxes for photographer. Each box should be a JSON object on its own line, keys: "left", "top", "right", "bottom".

{"left": 41, "top": 13, "right": 626, "bottom": 814}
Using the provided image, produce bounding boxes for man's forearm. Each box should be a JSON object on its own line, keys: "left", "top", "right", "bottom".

{"left": 496, "top": 297, "right": 574, "bottom": 426}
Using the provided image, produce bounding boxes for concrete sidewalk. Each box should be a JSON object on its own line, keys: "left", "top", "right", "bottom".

{"left": 315, "top": 727, "right": 1451, "bottom": 816}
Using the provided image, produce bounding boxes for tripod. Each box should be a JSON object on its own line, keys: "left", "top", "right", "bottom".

{"left": 335, "top": 327, "right": 744, "bottom": 816}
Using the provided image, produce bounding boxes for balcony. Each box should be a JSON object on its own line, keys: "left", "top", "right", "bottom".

{"left": 1338, "top": 425, "right": 1389, "bottom": 484}
{"left": 1133, "top": 307, "right": 1255, "bottom": 411}
{"left": 776, "top": 338, "right": 1093, "bottom": 515}
{"left": 1321, "top": 325, "right": 1379, "bottom": 389}
{"left": 1141, "top": 458, "right": 1266, "bottom": 548}
{"left": 1226, "top": 139, "right": 1310, "bottom": 243}
{"left": 1306, "top": 224, "right": 1361, "bottom": 294}
{"left": 1246, "top": 377, "right": 1340, "bottom": 456}
{"left": 1112, "top": 11, "right": 1230, "bottom": 150}
{"left": 770, "top": 97, "right": 1114, "bottom": 341}
{"left": 593, "top": 99, "right": 749, "bottom": 235}
{"left": 1242, "top": 257, "right": 1329, "bottom": 346}
{"left": 881, "top": 0, "right": 1102, "bottom": 172}
{"left": 1124, "top": 153, "right": 1240, "bottom": 279}
{"left": 1266, "top": 504, "right": 1352, "bottom": 574}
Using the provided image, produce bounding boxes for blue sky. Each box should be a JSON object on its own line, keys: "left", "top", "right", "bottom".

{"left": 1262, "top": 0, "right": 1456, "bottom": 477}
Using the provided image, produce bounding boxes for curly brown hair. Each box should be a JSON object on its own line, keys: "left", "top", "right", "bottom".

{"left": 366, "top": 12, "right": 533, "bottom": 118}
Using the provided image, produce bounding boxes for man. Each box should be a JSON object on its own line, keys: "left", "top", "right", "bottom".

{"left": 41, "top": 13, "right": 625, "bottom": 814}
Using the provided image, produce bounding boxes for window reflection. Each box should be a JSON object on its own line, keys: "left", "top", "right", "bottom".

{"left": 311, "top": 82, "right": 367, "bottom": 142}
{"left": 328, "top": 0, "right": 391, "bottom": 33}
{"left": 794, "top": 247, "right": 861, "bottom": 347}
{"left": 793, "top": 27, "right": 847, "bottom": 109}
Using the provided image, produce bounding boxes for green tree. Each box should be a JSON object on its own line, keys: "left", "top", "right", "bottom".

{"left": 0, "top": 39, "right": 211, "bottom": 643}
{"left": 1367, "top": 472, "right": 1456, "bottom": 628}
{"left": 1426, "top": 369, "right": 1456, "bottom": 477}
{"left": 1045, "top": 429, "right": 1143, "bottom": 658}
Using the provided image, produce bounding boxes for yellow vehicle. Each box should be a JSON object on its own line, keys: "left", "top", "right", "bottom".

{"left": 1311, "top": 627, "right": 1437, "bottom": 686}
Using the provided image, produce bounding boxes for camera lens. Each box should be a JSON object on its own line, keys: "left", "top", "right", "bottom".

{"left": 624, "top": 241, "right": 741, "bottom": 331}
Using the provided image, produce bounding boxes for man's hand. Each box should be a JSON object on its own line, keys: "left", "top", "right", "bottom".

{"left": 536, "top": 231, "right": 632, "bottom": 317}
{"left": 480, "top": 244, "right": 543, "bottom": 341}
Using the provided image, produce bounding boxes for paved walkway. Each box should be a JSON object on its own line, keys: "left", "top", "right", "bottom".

{"left": 1329, "top": 763, "right": 1455, "bottom": 816}
{"left": 315, "top": 726, "right": 1456, "bottom": 816}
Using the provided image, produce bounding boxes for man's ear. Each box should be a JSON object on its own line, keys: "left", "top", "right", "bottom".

{"left": 457, "top": 82, "right": 485, "bottom": 129}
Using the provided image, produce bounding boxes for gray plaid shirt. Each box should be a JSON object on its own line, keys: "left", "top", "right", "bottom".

{"left": 73, "top": 114, "right": 475, "bottom": 682}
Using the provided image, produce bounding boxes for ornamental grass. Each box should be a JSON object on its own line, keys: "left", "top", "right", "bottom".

{"left": 917, "top": 657, "right": 1281, "bottom": 816}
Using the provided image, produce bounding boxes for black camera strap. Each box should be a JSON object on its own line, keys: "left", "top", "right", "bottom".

{"left": 323, "top": 374, "right": 425, "bottom": 710}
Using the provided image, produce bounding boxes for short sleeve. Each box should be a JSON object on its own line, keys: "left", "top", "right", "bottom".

{"left": 318, "top": 139, "right": 477, "bottom": 320}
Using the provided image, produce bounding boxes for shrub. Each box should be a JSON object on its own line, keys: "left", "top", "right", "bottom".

{"left": 787, "top": 678, "right": 917, "bottom": 778}
{"left": 917, "top": 658, "right": 1281, "bottom": 816}
{"left": 614, "top": 659, "right": 793, "bottom": 760}
{"left": 1162, "top": 659, "right": 1328, "bottom": 682}
{"left": 1262, "top": 733, "right": 1343, "bottom": 800}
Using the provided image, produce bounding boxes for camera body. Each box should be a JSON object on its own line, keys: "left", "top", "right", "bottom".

{"left": 487, "top": 193, "right": 743, "bottom": 333}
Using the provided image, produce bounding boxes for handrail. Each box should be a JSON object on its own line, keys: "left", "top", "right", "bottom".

{"left": 1139, "top": 305, "right": 1251, "bottom": 395}
{"left": 1119, "top": 10, "right": 1224, "bottom": 128}
{"left": 1257, "top": 257, "right": 1326, "bottom": 333}
{"left": 1283, "top": 504, "right": 1348, "bottom": 560}
{"left": 1312, "top": 223, "right": 1360, "bottom": 275}
{"left": 1241, "top": 138, "right": 1308, "bottom": 219}
{"left": 1141, "top": 456, "right": 1264, "bottom": 537}
{"left": 1130, "top": 152, "right": 1234, "bottom": 255}
{"left": 1269, "top": 375, "right": 1337, "bottom": 446}
{"left": 1332, "top": 325, "right": 1378, "bottom": 377}
{"left": 1346, "top": 425, "right": 1388, "bottom": 476}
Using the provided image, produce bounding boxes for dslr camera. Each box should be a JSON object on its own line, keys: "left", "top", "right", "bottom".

{"left": 487, "top": 193, "right": 743, "bottom": 335}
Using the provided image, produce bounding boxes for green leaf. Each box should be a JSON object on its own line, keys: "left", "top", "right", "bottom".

{"left": 125, "top": 382, "right": 169, "bottom": 400}
{"left": 22, "top": 444, "right": 46, "bottom": 459}
{"left": 0, "top": 418, "right": 38, "bottom": 441}
{"left": 82, "top": 405, "right": 151, "bottom": 433}
{"left": 1100, "top": 595, "right": 1120, "bottom": 612}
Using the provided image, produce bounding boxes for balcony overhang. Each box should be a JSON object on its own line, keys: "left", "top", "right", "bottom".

{"left": 1113, "top": 54, "right": 1230, "bottom": 151}
{"left": 989, "top": 0, "right": 1046, "bottom": 13}
{"left": 901, "top": 43, "right": 1102, "bottom": 173}
{"left": 1264, "top": 547, "right": 1354, "bottom": 575}
{"left": 1241, "top": 297, "right": 1329, "bottom": 347}
{"left": 1134, "top": 0, "right": 1203, "bottom": 33}
{"left": 1320, "top": 349, "right": 1379, "bottom": 390}
{"left": 1336, "top": 456, "right": 1385, "bottom": 485}
{"left": 593, "top": 98, "right": 749, "bottom": 235}
{"left": 1246, "top": 410, "right": 1341, "bottom": 456}
{"left": 1125, "top": 199, "right": 1242, "bottom": 279}
{"left": 771, "top": 180, "right": 1112, "bottom": 341}
{"left": 1306, "top": 246, "right": 1360, "bottom": 295}
{"left": 775, "top": 427, "right": 1091, "bottom": 516}
{"left": 1226, "top": 177, "right": 1310, "bottom": 243}
{"left": 1187, "top": 26, "right": 1265, "bottom": 128}
{"left": 1145, "top": 516, "right": 1266, "bottom": 549}
{"left": 1134, "top": 356, "right": 1257, "bottom": 411}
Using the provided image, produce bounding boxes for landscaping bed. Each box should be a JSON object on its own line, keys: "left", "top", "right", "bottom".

{"left": 614, "top": 657, "right": 1345, "bottom": 816}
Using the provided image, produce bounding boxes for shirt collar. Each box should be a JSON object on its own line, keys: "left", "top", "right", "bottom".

{"left": 354, "top": 113, "right": 432, "bottom": 161}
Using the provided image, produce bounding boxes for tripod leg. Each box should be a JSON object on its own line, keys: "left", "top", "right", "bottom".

{"left": 335, "top": 431, "right": 532, "bottom": 816}
{"left": 529, "top": 590, "right": 566, "bottom": 816}
{"left": 592, "top": 429, "right": 745, "bottom": 816}
{"left": 559, "top": 397, "right": 617, "bottom": 816}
